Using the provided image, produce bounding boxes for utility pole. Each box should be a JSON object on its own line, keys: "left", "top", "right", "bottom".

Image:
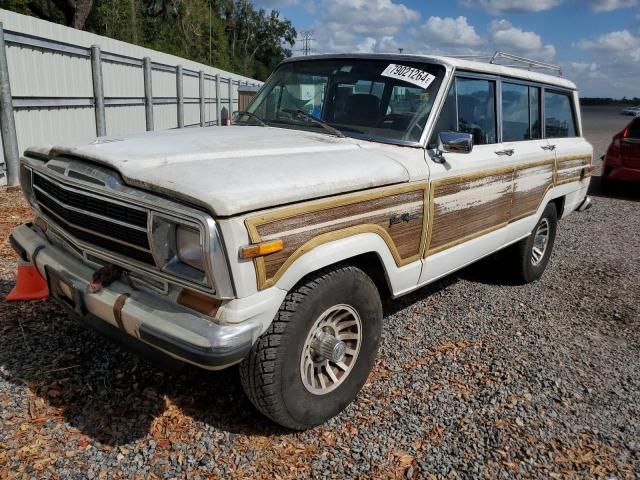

{"left": 398, "top": 48, "right": 404, "bottom": 54}
{"left": 209, "top": 0, "right": 212, "bottom": 65}
{"left": 300, "top": 31, "right": 314, "bottom": 56}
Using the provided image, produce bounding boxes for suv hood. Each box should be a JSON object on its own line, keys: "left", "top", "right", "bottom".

{"left": 36, "top": 126, "right": 411, "bottom": 216}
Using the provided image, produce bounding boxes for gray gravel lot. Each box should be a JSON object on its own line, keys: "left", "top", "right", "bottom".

{"left": 1, "top": 106, "right": 638, "bottom": 479}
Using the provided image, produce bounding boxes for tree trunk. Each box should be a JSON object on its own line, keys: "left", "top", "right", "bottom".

{"left": 130, "top": 0, "right": 138, "bottom": 43}
{"left": 71, "top": 0, "right": 93, "bottom": 30}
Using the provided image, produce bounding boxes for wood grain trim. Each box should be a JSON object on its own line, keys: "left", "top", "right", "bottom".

{"left": 510, "top": 160, "right": 555, "bottom": 222}
{"left": 425, "top": 166, "right": 515, "bottom": 257}
{"left": 245, "top": 182, "right": 429, "bottom": 290}
{"left": 555, "top": 154, "right": 592, "bottom": 186}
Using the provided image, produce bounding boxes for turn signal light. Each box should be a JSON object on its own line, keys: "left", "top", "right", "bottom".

{"left": 177, "top": 288, "right": 222, "bottom": 317}
{"left": 239, "top": 239, "right": 284, "bottom": 259}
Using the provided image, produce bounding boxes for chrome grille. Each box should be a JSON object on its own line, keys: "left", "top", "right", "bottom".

{"left": 33, "top": 172, "right": 156, "bottom": 265}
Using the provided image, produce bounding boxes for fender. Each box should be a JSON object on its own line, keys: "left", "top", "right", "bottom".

{"left": 273, "top": 231, "right": 423, "bottom": 295}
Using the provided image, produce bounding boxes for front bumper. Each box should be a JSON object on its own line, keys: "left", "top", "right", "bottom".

{"left": 10, "top": 223, "right": 264, "bottom": 370}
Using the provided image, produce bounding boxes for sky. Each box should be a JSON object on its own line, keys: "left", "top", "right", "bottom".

{"left": 252, "top": 0, "right": 640, "bottom": 98}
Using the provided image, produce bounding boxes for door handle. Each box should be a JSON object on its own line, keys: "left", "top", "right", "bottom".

{"left": 541, "top": 144, "right": 556, "bottom": 151}
{"left": 495, "top": 149, "right": 515, "bottom": 156}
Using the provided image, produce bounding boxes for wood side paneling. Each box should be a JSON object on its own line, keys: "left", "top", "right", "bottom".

{"left": 245, "top": 183, "right": 428, "bottom": 289}
{"left": 427, "top": 170, "right": 513, "bottom": 255}
{"left": 556, "top": 155, "right": 591, "bottom": 185}
{"left": 245, "top": 151, "right": 593, "bottom": 289}
{"left": 511, "top": 163, "right": 554, "bottom": 221}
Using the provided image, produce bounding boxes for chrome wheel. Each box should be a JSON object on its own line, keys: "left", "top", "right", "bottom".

{"left": 531, "top": 218, "right": 550, "bottom": 266}
{"left": 300, "top": 304, "right": 362, "bottom": 395}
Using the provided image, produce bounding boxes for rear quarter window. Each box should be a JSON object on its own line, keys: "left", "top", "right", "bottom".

{"left": 545, "top": 91, "right": 577, "bottom": 138}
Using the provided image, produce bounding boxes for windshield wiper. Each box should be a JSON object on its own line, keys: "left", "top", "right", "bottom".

{"left": 235, "top": 110, "right": 267, "bottom": 127}
{"left": 282, "top": 109, "right": 345, "bottom": 138}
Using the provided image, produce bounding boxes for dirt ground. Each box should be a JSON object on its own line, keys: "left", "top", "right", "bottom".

{"left": 0, "top": 107, "right": 638, "bottom": 479}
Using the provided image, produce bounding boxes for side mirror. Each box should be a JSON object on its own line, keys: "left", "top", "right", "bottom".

{"left": 433, "top": 132, "right": 474, "bottom": 164}
{"left": 439, "top": 131, "right": 474, "bottom": 153}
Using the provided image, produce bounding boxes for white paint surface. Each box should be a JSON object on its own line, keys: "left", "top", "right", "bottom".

{"left": 39, "top": 126, "right": 412, "bottom": 216}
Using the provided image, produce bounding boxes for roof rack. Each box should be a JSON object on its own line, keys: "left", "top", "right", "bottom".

{"left": 446, "top": 51, "right": 563, "bottom": 76}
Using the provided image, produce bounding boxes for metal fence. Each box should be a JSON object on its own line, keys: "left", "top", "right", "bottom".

{"left": 0, "top": 11, "right": 261, "bottom": 187}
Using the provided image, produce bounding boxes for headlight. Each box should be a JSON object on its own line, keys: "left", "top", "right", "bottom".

{"left": 149, "top": 214, "right": 208, "bottom": 286}
{"left": 176, "top": 225, "right": 205, "bottom": 271}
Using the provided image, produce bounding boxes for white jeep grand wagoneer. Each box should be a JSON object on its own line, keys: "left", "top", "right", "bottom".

{"left": 11, "top": 53, "right": 593, "bottom": 429}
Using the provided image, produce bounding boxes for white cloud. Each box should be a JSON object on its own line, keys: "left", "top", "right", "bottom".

{"left": 570, "top": 30, "right": 640, "bottom": 97}
{"left": 460, "top": 0, "right": 563, "bottom": 14}
{"left": 310, "top": 0, "right": 419, "bottom": 54}
{"left": 378, "top": 36, "right": 401, "bottom": 52}
{"left": 489, "top": 20, "right": 557, "bottom": 61}
{"left": 587, "top": 0, "right": 639, "bottom": 11}
{"left": 322, "top": 0, "right": 419, "bottom": 37}
{"left": 417, "top": 16, "right": 483, "bottom": 47}
{"left": 579, "top": 29, "right": 640, "bottom": 60}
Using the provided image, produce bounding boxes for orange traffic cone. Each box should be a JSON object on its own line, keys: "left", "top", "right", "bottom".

{"left": 5, "top": 260, "right": 49, "bottom": 301}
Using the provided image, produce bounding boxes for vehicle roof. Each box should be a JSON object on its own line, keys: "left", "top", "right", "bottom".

{"left": 282, "top": 53, "right": 578, "bottom": 91}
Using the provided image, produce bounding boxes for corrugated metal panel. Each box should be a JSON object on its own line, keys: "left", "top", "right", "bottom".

{"left": 153, "top": 104, "right": 178, "bottom": 131}
{"left": 151, "top": 70, "right": 176, "bottom": 98}
{"left": 7, "top": 45, "right": 93, "bottom": 97}
{"left": 183, "top": 74, "right": 199, "bottom": 98}
{"left": 105, "top": 106, "right": 146, "bottom": 137}
{"left": 103, "top": 62, "right": 144, "bottom": 98}
{"left": 184, "top": 103, "right": 200, "bottom": 126}
{"left": 15, "top": 107, "right": 96, "bottom": 152}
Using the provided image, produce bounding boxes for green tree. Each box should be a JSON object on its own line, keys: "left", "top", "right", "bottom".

{"left": 0, "top": 0, "right": 295, "bottom": 80}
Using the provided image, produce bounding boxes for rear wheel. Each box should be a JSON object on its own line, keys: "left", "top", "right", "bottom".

{"left": 509, "top": 203, "right": 558, "bottom": 283}
{"left": 239, "top": 265, "right": 382, "bottom": 430}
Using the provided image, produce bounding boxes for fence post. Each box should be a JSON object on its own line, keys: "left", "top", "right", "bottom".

{"left": 228, "top": 79, "right": 234, "bottom": 119}
{"left": 143, "top": 57, "right": 154, "bottom": 131}
{"left": 215, "top": 74, "right": 221, "bottom": 126}
{"left": 176, "top": 65, "right": 184, "bottom": 128}
{"left": 0, "top": 23, "right": 19, "bottom": 187}
{"left": 199, "top": 71, "right": 205, "bottom": 127}
{"left": 91, "top": 45, "right": 106, "bottom": 137}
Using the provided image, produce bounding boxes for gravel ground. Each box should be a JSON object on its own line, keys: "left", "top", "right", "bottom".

{"left": 1, "top": 106, "right": 639, "bottom": 479}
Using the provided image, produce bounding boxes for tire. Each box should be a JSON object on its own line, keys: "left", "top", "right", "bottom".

{"left": 239, "top": 265, "right": 383, "bottom": 430}
{"left": 509, "top": 203, "right": 558, "bottom": 284}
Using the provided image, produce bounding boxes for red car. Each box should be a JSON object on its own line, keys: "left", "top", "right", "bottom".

{"left": 601, "top": 116, "right": 640, "bottom": 186}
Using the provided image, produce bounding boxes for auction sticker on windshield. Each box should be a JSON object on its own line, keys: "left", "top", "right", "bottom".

{"left": 381, "top": 64, "right": 436, "bottom": 90}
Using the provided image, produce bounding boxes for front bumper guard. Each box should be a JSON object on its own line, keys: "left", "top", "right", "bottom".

{"left": 9, "top": 223, "right": 261, "bottom": 370}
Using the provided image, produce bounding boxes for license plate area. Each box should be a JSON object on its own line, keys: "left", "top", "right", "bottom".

{"left": 45, "top": 266, "right": 86, "bottom": 316}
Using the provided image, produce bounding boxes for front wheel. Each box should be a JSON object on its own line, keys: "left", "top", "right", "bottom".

{"left": 509, "top": 203, "right": 558, "bottom": 284}
{"left": 239, "top": 265, "right": 383, "bottom": 430}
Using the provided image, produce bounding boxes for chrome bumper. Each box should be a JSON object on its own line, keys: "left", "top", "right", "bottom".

{"left": 10, "top": 223, "right": 262, "bottom": 370}
{"left": 577, "top": 196, "right": 593, "bottom": 212}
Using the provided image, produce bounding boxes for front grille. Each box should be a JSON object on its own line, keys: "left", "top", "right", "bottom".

{"left": 34, "top": 174, "right": 148, "bottom": 227}
{"left": 33, "top": 172, "right": 156, "bottom": 265}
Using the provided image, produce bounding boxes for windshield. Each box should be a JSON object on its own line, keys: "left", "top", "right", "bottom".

{"left": 240, "top": 59, "right": 446, "bottom": 144}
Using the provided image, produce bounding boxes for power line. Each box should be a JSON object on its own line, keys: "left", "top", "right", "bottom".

{"left": 299, "top": 31, "right": 314, "bottom": 56}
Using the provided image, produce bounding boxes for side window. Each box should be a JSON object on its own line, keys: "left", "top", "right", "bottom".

{"left": 502, "top": 83, "right": 542, "bottom": 141}
{"left": 429, "top": 82, "right": 457, "bottom": 148}
{"left": 530, "top": 87, "right": 541, "bottom": 139}
{"left": 545, "top": 90, "right": 577, "bottom": 138}
{"left": 456, "top": 78, "right": 497, "bottom": 145}
{"left": 430, "top": 77, "right": 497, "bottom": 147}
{"left": 502, "top": 83, "right": 529, "bottom": 141}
